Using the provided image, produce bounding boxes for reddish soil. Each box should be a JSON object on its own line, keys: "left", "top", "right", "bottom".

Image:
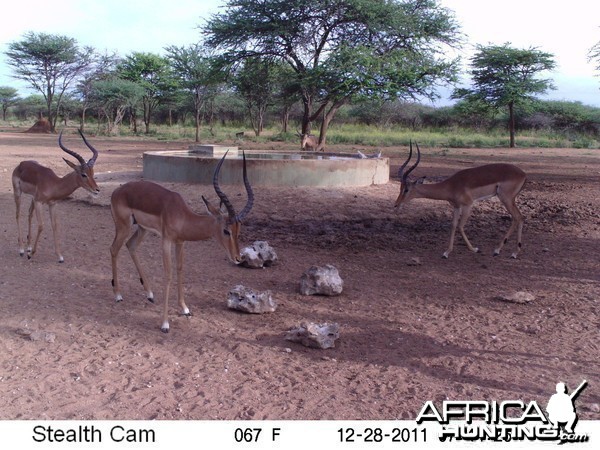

{"left": 0, "top": 130, "right": 598, "bottom": 420}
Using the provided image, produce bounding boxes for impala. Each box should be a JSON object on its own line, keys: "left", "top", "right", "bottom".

{"left": 297, "top": 131, "right": 318, "bottom": 151}
{"left": 109, "top": 152, "right": 254, "bottom": 333}
{"left": 12, "top": 129, "right": 100, "bottom": 262}
{"left": 394, "top": 142, "right": 527, "bottom": 259}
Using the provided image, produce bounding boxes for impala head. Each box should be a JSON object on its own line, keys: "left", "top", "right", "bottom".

{"left": 394, "top": 140, "right": 422, "bottom": 208}
{"left": 202, "top": 151, "right": 254, "bottom": 264}
{"left": 59, "top": 129, "right": 100, "bottom": 194}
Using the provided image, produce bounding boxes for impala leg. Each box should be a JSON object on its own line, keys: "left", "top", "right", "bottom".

{"left": 175, "top": 242, "right": 191, "bottom": 317}
{"left": 13, "top": 191, "right": 24, "bottom": 256}
{"left": 443, "top": 207, "right": 461, "bottom": 259}
{"left": 494, "top": 196, "right": 524, "bottom": 258}
{"left": 110, "top": 220, "right": 132, "bottom": 302}
{"left": 161, "top": 240, "right": 173, "bottom": 333}
{"left": 126, "top": 227, "right": 154, "bottom": 302}
{"left": 457, "top": 204, "right": 479, "bottom": 254}
{"left": 514, "top": 220, "right": 524, "bottom": 259}
{"left": 29, "top": 201, "right": 44, "bottom": 259}
{"left": 26, "top": 199, "right": 35, "bottom": 257}
{"left": 48, "top": 203, "right": 64, "bottom": 263}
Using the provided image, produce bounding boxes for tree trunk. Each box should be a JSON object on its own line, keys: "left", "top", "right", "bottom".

{"left": 315, "top": 100, "right": 346, "bottom": 151}
{"left": 281, "top": 105, "right": 289, "bottom": 133}
{"left": 194, "top": 89, "right": 204, "bottom": 142}
{"left": 301, "top": 93, "right": 313, "bottom": 135}
{"left": 80, "top": 106, "right": 87, "bottom": 132}
{"left": 195, "top": 109, "right": 201, "bottom": 142}
{"left": 130, "top": 108, "right": 138, "bottom": 133}
{"left": 46, "top": 86, "right": 55, "bottom": 133}
{"left": 143, "top": 98, "right": 151, "bottom": 134}
{"left": 508, "top": 101, "right": 516, "bottom": 148}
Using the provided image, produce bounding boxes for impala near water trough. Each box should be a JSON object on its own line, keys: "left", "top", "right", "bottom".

{"left": 297, "top": 131, "right": 319, "bottom": 151}
{"left": 109, "top": 152, "right": 254, "bottom": 333}
{"left": 12, "top": 129, "right": 100, "bottom": 262}
{"left": 394, "top": 142, "right": 527, "bottom": 259}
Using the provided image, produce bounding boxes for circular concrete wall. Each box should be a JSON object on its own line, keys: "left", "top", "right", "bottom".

{"left": 143, "top": 150, "right": 389, "bottom": 187}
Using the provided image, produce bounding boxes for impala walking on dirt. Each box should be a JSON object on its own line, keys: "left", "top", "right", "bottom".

{"left": 394, "top": 142, "right": 527, "bottom": 259}
{"left": 12, "top": 129, "right": 100, "bottom": 262}
{"left": 109, "top": 152, "right": 254, "bottom": 333}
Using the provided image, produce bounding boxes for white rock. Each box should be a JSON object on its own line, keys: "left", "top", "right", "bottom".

{"left": 299, "top": 264, "right": 343, "bottom": 296}
{"left": 285, "top": 322, "right": 340, "bottom": 349}
{"left": 241, "top": 241, "right": 278, "bottom": 268}
{"left": 496, "top": 291, "right": 535, "bottom": 304}
{"left": 227, "top": 285, "right": 277, "bottom": 314}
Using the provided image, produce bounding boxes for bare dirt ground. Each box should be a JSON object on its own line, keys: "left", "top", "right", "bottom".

{"left": 0, "top": 129, "right": 598, "bottom": 420}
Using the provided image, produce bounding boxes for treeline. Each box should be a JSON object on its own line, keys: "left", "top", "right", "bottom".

{"left": 345, "top": 99, "right": 600, "bottom": 137}
{"left": 3, "top": 90, "right": 600, "bottom": 140}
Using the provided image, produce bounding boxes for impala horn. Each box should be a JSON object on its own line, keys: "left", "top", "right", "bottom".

{"left": 235, "top": 152, "right": 254, "bottom": 222}
{"left": 77, "top": 129, "right": 99, "bottom": 168}
{"left": 211, "top": 151, "right": 254, "bottom": 224}
{"left": 397, "top": 140, "right": 413, "bottom": 180}
{"left": 58, "top": 130, "right": 87, "bottom": 167}
{"left": 399, "top": 141, "right": 421, "bottom": 183}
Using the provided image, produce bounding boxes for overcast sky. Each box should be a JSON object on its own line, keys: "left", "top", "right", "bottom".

{"left": 1, "top": 0, "right": 599, "bottom": 106}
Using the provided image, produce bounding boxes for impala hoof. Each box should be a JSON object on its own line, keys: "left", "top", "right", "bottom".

{"left": 147, "top": 297, "right": 154, "bottom": 303}
{"left": 147, "top": 292, "right": 154, "bottom": 303}
{"left": 493, "top": 250, "right": 500, "bottom": 257}
{"left": 58, "top": 257, "right": 64, "bottom": 263}
{"left": 115, "top": 294, "right": 123, "bottom": 302}
{"left": 161, "top": 327, "right": 169, "bottom": 333}
{"left": 510, "top": 253, "right": 518, "bottom": 259}
{"left": 19, "top": 250, "right": 24, "bottom": 257}
{"left": 442, "top": 252, "right": 449, "bottom": 259}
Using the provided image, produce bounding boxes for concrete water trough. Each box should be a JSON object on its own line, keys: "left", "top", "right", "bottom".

{"left": 143, "top": 145, "right": 389, "bottom": 187}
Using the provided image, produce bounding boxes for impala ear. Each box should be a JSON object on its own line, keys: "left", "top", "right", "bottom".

{"left": 63, "top": 158, "right": 79, "bottom": 170}
{"left": 202, "top": 195, "right": 221, "bottom": 216}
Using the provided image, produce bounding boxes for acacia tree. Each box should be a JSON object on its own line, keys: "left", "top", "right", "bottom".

{"left": 5, "top": 32, "right": 95, "bottom": 132}
{"left": 0, "top": 86, "right": 20, "bottom": 120}
{"left": 232, "top": 58, "right": 282, "bottom": 136}
{"left": 76, "top": 51, "right": 121, "bottom": 131}
{"left": 204, "top": 0, "right": 461, "bottom": 150}
{"left": 89, "top": 78, "right": 145, "bottom": 135}
{"left": 453, "top": 43, "right": 556, "bottom": 147}
{"left": 165, "top": 44, "right": 221, "bottom": 141}
{"left": 118, "top": 52, "right": 177, "bottom": 134}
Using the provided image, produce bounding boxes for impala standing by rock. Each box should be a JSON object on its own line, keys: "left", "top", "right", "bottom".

{"left": 109, "top": 152, "right": 254, "bottom": 333}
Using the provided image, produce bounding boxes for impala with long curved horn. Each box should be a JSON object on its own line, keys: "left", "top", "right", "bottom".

{"left": 109, "top": 152, "right": 254, "bottom": 333}
{"left": 395, "top": 142, "right": 526, "bottom": 259}
{"left": 12, "top": 129, "right": 100, "bottom": 262}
